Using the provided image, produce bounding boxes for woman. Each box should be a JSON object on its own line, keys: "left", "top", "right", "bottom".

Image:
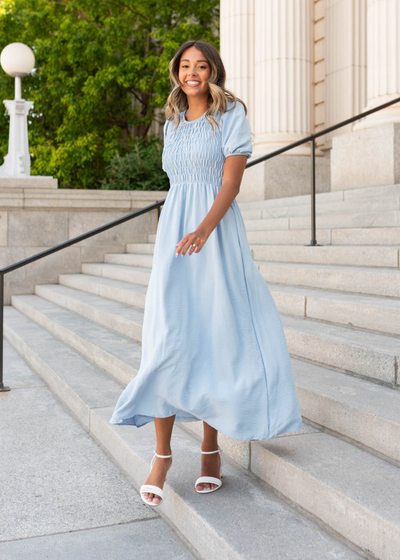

{"left": 109, "top": 40, "right": 303, "bottom": 506}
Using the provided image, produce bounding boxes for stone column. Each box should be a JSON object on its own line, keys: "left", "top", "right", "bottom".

{"left": 220, "top": 0, "right": 255, "bottom": 124}
{"left": 324, "top": 0, "right": 367, "bottom": 146}
{"left": 253, "top": 0, "right": 313, "bottom": 157}
{"left": 332, "top": 0, "right": 400, "bottom": 190}
{"left": 354, "top": 0, "right": 400, "bottom": 130}
{"left": 220, "top": 0, "right": 330, "bottom": 201}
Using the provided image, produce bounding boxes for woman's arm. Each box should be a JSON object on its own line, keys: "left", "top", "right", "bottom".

{"left": 175, "top": 154, "right": 248, "bottom": 257}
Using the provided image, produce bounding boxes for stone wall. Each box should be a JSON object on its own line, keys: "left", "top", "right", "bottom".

{"left": 0, "top": 185, "right": 168, "bottom": 304}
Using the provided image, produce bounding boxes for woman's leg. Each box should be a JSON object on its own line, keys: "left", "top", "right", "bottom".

{"left": 196, "top": 421, "right": 222, "bottom": 491}
{"left": 142, "top": 415, "right": 175, "bottom": 504}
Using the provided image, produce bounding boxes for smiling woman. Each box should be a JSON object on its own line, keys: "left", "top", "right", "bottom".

{"left": 109, "top": 40, "right": 303, "bottom": 507}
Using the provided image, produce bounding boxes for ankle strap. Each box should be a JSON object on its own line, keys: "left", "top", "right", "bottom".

{"left": 154, "top": 450, "right": 172, "bottom": 458}
{"left": 201, "top": 448, "right": 220, "bottom": 454}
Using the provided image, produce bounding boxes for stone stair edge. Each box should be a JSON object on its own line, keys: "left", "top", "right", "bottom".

{"left": 10, "top": 295, "right": 398, "bottom": 449}
{"left": 239, "top": 195, "right": 400, "bottom": 215}
{"left": 10, "top": 285, "right": 400, "bottom": 397}
{"left": 237, "top": 183, "right": 400, "bottom": 209}
{"left": 55, "top": 271, "right": 400, "bottom": 338}
{"left": 16, "top": 284, "right": 400, "bottom": 353}
{"left": 59, "top": 272, "right": 400, "bottom": 306}
{"left": 10, "top": 293, "right": 141, "bottom": 386}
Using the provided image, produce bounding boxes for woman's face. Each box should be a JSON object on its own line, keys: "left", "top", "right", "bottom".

{"left": 178, "top": 46, "right": 211, "bottom": 100}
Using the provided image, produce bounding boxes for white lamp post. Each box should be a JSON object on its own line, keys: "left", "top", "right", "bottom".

{"left": 0, "top": 42, "right": 35, "bottom": 177}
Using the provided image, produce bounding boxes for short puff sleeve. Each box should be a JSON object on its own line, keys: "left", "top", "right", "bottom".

{"left": 221, "top": 101, "right": 253, "bottom": 159}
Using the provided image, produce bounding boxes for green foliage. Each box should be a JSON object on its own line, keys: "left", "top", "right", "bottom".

{"left": 101, "top": 134, "right": 169, "bottom": 191}
{"left": 0, "top": 0, "right": 220, "bottom": 189}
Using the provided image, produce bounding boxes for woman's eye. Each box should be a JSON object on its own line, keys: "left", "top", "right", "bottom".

{"left": 181, "top": 65, "right": 207, "bottom": 69}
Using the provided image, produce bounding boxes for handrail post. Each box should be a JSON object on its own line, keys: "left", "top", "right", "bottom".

{"left": 156, "top": 201, "right": 160, "bottom": 225}
{"left": 0, "top": 272, "right": 10, "bottom": 392}
{"left": 156, "top": 200, "right": 163, "bottom": 232}
{"left": 305, "top": 137, "right": 320, "bottom": 246}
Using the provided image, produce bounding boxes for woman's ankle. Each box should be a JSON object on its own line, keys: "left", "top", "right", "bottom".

{"left": 201, "top": 441, "right": 219, "bottom": 452}
{"left": 155, "top": 447, "right": 172, "bottom": 456}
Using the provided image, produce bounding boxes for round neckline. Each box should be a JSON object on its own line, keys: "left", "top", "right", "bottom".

{"left": 181, "top": 108, "right": 208, "bottom": 123}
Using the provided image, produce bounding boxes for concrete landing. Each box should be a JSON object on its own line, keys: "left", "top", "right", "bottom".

{"left": 0, "top": 340, "right": 196, "bottom": 559}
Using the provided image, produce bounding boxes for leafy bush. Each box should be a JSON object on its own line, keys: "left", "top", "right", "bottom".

{"left": 101, "top": 135, "right": 170, "bottom": 191}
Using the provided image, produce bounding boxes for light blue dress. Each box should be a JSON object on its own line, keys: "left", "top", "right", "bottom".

{"left": 109, "top": 100, "right": 303, "bottom": 441}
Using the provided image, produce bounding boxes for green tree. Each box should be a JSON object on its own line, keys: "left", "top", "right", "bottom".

{"left": 0, "top": 0, "right": 219, "bottom": 188}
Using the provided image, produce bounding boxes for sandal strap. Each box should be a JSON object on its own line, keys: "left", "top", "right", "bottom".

{"left": 150, "top": 450, "right": 172, "bottom": 471}
{"left": 140, "top": 484, "right": 165, "bottom": 500}
{"left": 154, "top": 450, "right": 173, "bottom": 458}
{"left": 195, "top": 475, "right": 222, "bottom": 486}
{"left": 200, "top": 449, "right": 220, "bottom": 454}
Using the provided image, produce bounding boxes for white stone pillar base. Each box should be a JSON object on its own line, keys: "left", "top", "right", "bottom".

{"left": 239, "top": 154, "right": 330, "bottom": 202}
{"left": 331, "top": 122, "right": 400, "bottom": 191}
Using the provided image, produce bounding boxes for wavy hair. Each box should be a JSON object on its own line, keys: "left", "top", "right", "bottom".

{"left": 164, "top": 40, "right": 250, "bottom": 136}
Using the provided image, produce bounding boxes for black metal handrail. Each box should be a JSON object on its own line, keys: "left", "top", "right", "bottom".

{"left": 1, "top": 94, "right": 399, "bottom": 391}
{"left": 0, "top": 200, "right": 164, "bottom": 391}
{"left": 246, "top": 95, "right": 400, "bottom": 247}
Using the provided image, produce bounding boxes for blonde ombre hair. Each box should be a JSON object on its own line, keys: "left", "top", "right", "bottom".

{"left": 164, "top": 40, "right": 249, "bottom": 135}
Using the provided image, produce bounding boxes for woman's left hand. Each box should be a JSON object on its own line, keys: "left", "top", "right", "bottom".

{"left": 175, "top": 228, "right": 210, "bottom": 256}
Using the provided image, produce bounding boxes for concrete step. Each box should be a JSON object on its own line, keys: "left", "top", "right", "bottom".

{"left": 238, "top": 183, "right": 400, "bottom": 210}
{"left": 104, "top": 253, "right": 153, "bottom": 269}
{"left": 81, "top": 262, "right": 151, "bottom": 286}
{"left": 244, "top": 210, "right": 400, "bottom": 231}
{"left": 4, "top": 306, "right": 125, "bottom": 430}
{"left": 33, "top": 284, "right": 144, "bottom": 342}
{"left": 248, "top": 427, "right": 400, "bottom": 560}
{"left": 22, "top": 275, "right": 400, "bottom": 388}
{"left": 240, "top": 195, "right": 400, "bottom": 220}
{"left": 257, "top": 260, "right": 400, "bottom": 298}
{"left": 281, "top": 314, "right": 399, "bottom": 386}
{"left": 16, "top": 281, "right": 400, "bottom": 464}
{"left": 3, "top": 306, "right": 363, "bottom": 560}
{"left": 104, "top": 252, "right": 153, "bottom": 268}
{"left": 250, "top": 244, "right": 399, "bottom": 268}
{"left": 182, "top": 414, "right": 400, "bottom": 560}
{"left": 10, "top": 293, "right": 140, "bottom": 386}
{"left": 61, "top": 271, "right": 400, "bottom": 336}
{"left": 246, "top": 228, "right": 332, "bottom": 245}
{"left": 268, "top": 283, "right": 400, "bottom": 336}
{"left": 332, "top": 226, "right": 400, "bottom": 245}
{"left": 59, "top": 273, "right": 147, "bottom": 309}
{"left": 132, "top": 230, "right": 400, "bottom": 250}
{"left": 149, "top": 226, "right": 400, "bottom": 246}
{"left": 12, "top": 285, "right": 400, "bottom": 462}
{"left": 32, "top": 275, "right": 400, "bottom": 386}
{"left": 290, "top": 357, "right": 400, "bottom": 464}
{"left": 126, "top": 242, "right": 155, "bottom": 254}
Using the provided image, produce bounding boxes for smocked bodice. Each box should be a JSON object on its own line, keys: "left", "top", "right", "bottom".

{"left": 162, "top": 101, "right": 253, "bottom": 188}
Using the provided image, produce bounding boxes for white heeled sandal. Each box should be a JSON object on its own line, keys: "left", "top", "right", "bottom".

{"left": 195, "top": 447, "right": 223, "bottom": 494}
{"left": 140, "top": 450, "right": 172, "bottom": 507}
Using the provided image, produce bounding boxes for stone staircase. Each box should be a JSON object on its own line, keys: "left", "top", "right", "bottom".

{"left": 4, "top": 181, "right": 400, "bottom": 560}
